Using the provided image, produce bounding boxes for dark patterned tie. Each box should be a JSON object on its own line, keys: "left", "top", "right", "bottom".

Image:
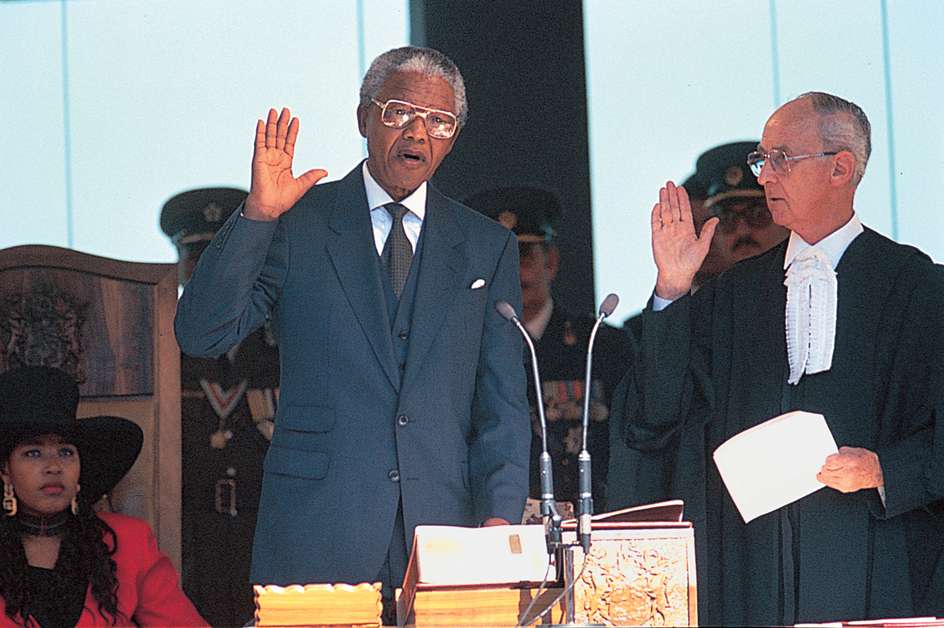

{"left": 381, "top": 203, "right": 413, "bottom": 297}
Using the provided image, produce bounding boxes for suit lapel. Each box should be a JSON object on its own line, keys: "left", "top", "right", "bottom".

{"left": 325, "top": 168, "right": 400, "bottom": 389}
{"left": 404, "top": 186, "right": 467, "bottom": 383}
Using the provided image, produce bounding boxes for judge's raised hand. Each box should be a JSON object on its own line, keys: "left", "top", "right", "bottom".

{"left": 651, "top": 181, "right": 718, "bottom": 301}
{"left": 244, "top": 108, "right": 328, "bottom": 222}
{"left": 817, "top": 446, "right": 884, "bottom": 493}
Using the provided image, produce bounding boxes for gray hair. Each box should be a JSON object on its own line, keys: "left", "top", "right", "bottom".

{"left": 798, "top": 91, "right": 871, "bottom": 186}
{"left": 359, "top": 46, "right": 468, "bottom": 127}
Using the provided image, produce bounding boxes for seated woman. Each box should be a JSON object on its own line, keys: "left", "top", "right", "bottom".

{"left": 0, "top": 365, "right": 209, "bottom": 628}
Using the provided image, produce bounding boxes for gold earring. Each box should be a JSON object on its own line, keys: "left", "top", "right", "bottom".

{"left": 71, "top": 484, "right": 80, "bottom": 515}
{"left": 2, "top": 483, "right": 16, "bottom": 516}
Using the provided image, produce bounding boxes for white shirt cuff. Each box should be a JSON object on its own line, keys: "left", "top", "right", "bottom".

{"left": 652, "top": 293, "right": 674, "bottom": 312}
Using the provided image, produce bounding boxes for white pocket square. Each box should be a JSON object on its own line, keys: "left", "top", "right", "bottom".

{"left": 471, "top": 279, "right": 486, "bottom": 290}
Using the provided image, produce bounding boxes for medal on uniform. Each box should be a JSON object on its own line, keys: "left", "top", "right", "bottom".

{"left": 563, "top": 320, "right": 577, "bottom": 346}
{"left": 200, "top": 379, "right": 248, "bottom": 449}
{"left": 209, "top": 427, "right": 231, "bottom": 449}
{"left": 246, "top": 387, "right": 278, "bottom": 440}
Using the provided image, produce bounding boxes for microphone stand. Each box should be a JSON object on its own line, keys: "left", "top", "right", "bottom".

{"left": 494, "top": 299, "right": 563, "bottom": 554}
{"left": 576, "top": 293, "right": 619, "bottom": 555}
{"left": 554, "top": 293, "right": 618, "bottom": 628}
{"left": 496, "top": 297, "right": 618, "bottom": 628}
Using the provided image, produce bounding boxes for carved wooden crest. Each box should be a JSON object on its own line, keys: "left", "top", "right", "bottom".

{"left": 0, "top": 288, "right": 88, "bottom": 382}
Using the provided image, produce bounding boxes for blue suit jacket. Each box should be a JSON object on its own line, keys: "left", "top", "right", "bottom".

{"left": 175, "top": 165, "right": 530, "bottom": 587}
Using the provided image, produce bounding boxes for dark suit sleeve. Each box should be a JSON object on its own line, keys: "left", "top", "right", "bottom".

{"left": 468, "top": 229, "right": 530, "bottom": 525}
{"left": 616, "top": 293, "right": 704, "bottom": 453}
{"left": 175, "top": 206, "right": 285, "bottom": 358}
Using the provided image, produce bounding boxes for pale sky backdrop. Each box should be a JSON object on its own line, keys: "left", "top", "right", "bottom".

{"left": 2, "top": 1, "right": 941, "bottom": 322}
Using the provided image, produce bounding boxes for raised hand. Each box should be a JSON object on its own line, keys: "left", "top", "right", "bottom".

{"left": 244, "top": 108, "right": 328, "bottom": 221}
{"left": 651, "top": 181, "right": 718, "bottom": 301}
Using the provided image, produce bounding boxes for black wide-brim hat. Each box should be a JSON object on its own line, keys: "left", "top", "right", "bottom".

{"left": 0, "top": 365, "right": 143, "bottom": 505}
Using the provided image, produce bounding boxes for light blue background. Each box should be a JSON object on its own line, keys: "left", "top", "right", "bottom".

{"left": 1, "top": 0, "right": 407, "bottom": 261}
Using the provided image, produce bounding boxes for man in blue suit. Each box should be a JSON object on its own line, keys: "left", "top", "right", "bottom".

{"left": 174, "top": 47, "right": 530, "bottom": 618}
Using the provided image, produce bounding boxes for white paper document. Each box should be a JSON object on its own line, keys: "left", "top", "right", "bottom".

{"left": 713, "top": 410, "right": 839, "bottom": 523}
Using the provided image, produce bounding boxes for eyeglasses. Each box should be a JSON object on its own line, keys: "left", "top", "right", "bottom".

{"left": 746, "top": 148, "right": 838, "bottom": 177}
{"left": 712, "top": 200, "right": 773, "bottom": 234}
{"left": 370, "top": 98, "right": 458, "bottom": 139}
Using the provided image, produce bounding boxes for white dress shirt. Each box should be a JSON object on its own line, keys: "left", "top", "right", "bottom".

{"left": 363, "top": 161, "right": 425, "bottom": 255}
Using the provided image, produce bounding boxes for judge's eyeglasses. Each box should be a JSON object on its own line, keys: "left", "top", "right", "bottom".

{"left": 747, "top": 148, "right": 837, "bottom": 177}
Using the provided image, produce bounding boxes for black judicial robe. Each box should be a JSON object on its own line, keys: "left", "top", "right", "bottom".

{"left": 615, "top": 228, "right": 944, "bottom": 626}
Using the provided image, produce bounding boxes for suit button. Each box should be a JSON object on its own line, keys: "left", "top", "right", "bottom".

{"left": 397, "top": 414, "right": 409, "bottom": 426}
{"left": 398, "top": 330, "right": 409, "bottom": 340}
{"left": 388, "top": 470, "right": 400, "bottom": 482}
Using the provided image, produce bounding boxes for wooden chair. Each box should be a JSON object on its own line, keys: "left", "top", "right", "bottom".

{"left": 0, "top": 244, "right": 182, "bottom": 569}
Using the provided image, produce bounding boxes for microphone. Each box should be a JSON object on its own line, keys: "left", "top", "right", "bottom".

{"left": 577, "top": 293, "right": 619, "bottom": 554}
{"left": 494, "top": 299, "right": 563, "bottom": 553}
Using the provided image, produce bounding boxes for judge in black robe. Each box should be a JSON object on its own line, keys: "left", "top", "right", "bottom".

{"left": 613, "top": 92, "right": 944, "bottom": 626}
{"left": 618, "top": 229, "right": 944, "bottom": 624}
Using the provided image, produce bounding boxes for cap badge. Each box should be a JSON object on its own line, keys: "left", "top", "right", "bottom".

{"left": 725, "top": 166, "right": 743, "bottom": 187}
{"left": 203, "top": 202, "right": 224, "bottom": 223}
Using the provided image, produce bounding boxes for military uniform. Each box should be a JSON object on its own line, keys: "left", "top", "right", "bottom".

{"left": 179, "top": 326, "right": 278, "bottom": 627}
{"left": 162, "top": 187, "right": 280, "bottom": 627}
{"left": 463, "top": 184, "right": 633, "bottom": 519}
{"left": 529, "top": 305, "right": 633, "bottom": 513}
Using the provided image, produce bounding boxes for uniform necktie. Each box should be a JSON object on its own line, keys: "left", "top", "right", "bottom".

{"left": 784, "top": 245, "right": 837, "bottom": 385}
{"left": 382, "top": 203, "right": 413, "bottom": 297}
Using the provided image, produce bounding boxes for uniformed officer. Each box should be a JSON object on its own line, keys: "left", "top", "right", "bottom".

{"left": 464, "top": 185, "right": 633, "bottom": 519}
{"left": 161, "top": 187, "right": 280, "bottom": 627}
{"left": 699, "top": 140, "right": 789, "bottom": 265}
{"left": 621, "top": 140, "right": 788, "bottom": 331}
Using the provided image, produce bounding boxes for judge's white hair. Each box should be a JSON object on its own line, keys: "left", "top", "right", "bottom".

{"left": 799, "top": 91, "right": 871, "bottom": 187}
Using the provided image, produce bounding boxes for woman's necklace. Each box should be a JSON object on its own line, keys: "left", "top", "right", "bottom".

{"left": 14, "top": 509, "right": 71, "bottom": 537}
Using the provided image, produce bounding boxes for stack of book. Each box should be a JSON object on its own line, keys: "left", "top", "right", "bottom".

{"left": 400, "top": 584, "right": 564, "bottom": 627}
{"left": 254, "top": 582, "right": 382, "bottom": 628}
{"left": 397, "top": 524, "right": 562, "bottom": 627}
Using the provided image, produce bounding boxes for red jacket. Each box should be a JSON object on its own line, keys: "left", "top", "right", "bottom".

{"left": 0, "top": 512, "right": 209, "bottom": 627}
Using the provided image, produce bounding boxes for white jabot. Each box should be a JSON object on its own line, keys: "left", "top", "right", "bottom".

{"left": 782, "top": 214, "right": 863, "bottom": 385}
{"left": 784, "top": 245, "right": 837, "bottom": 385}
{"left": 363, "top": 161, "right": 425, "bottom": 255}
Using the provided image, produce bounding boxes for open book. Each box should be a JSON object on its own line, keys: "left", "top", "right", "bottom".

{"left": 713, "top": 410, "right": 839, "bottom": 523}
{"left": 561, "top": 499, "right": 685, "bottom": 528}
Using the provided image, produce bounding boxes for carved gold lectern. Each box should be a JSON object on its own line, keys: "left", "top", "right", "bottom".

{"left": 561, "top": 522, "right": 697, "bottom": 627}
